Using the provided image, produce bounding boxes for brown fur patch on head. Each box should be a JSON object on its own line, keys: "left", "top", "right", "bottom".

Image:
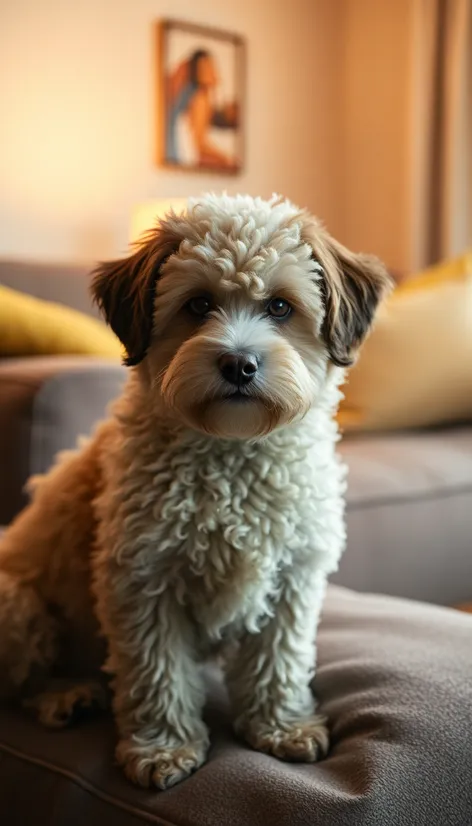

{"left": 91, "top": 225, "right": 182, "bottom": 366}
{"left": 300, "top": 215, "right": 393, "bottom": 367}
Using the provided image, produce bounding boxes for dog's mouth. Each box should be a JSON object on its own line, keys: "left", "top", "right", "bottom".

{"left": 220, "top": 390, "right": 254, "bottom": 403}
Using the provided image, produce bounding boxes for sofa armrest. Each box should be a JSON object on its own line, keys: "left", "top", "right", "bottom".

{"left": 0, "top": 356, "right": 126, "bottom": 525}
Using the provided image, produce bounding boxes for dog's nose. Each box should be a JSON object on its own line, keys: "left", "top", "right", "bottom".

{"left": 218, "top": 353, "right": 258, "bottom": 386}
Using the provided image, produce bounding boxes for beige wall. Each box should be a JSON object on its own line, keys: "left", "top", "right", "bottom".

{"left": 338, "top": 0, "right": 471, "bottom": 273}
{"left": 339, "top": 0, "right": 416, "bottom": 273}
{"left": 0, "top": 0, "right": 342, "bottom": 262}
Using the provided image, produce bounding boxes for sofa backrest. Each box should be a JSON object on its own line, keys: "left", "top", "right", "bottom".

{"left": 0, "top": 259, "right": 99, "bottom": 318}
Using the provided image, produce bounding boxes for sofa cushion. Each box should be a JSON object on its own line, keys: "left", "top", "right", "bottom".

{"left": 0, "top": 258, "right": 97, "bottom": 318}
{"left": 338, "top": 251, "right": 472, "bottom": 431}
{"left": 0, "top": 586, "right": 471, "bottom": 826}
{"left": 338, "top": 426, "right": 472, "bottom": 605}
{"left": 0, "top": 284, "right": 122, "bottom": 358}
{"left": 0, "top": 357, "right": 126, "bottom": 525}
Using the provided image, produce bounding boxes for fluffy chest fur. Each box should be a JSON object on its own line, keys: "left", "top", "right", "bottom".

{"left": 95, "top": 394, "right": 347, "bottom": 642}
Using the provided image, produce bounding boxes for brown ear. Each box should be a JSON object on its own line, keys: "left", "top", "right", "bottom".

{"left": 317, "top": 236, "right": 392, "bottom": 366}
{"left": 301, "top": 216, "right": 393, "bottom": 366}
{"left": 91, "top": 228, "right": 181, "bottom": 366}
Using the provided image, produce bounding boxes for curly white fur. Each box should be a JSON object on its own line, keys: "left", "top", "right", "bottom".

{"left": 0, "top": 194, "right": 390, "bottom": 790}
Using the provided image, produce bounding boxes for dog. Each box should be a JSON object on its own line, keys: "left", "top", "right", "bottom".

{"left": 0, "top": 194, "right": 391, "bottom": 789}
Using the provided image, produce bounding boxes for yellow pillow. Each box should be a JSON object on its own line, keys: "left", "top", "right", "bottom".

{"left": 339, "top": 252, "right": 472, "bottom": 431}
{"left": 0, "top": 284, "right": 122, "bottom": 359}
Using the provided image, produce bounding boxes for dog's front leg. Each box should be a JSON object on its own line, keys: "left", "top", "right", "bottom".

{"left": 226, "top": 570, "right": 329, "bottom": 763}
{"left": 98, "top": 581, "right": 208, "bottom": 790}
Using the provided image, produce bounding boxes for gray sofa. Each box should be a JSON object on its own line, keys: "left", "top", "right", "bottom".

{"left": 1, "top": 256, "right": 472, "bottom": 605}
{"left": 1, "top": 258, "right": 472, "bottom": 825}
{"left": 2, "top": 355, "right": 472, "bottom": 605}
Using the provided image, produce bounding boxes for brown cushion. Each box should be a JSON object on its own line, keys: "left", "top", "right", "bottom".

{"left": 0, "top": 586, "right": 471, "bottom": 825}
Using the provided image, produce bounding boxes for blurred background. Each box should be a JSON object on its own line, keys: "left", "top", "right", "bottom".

{"left": 1, "top": 0, "right": 470, "bottom": 269}
{"left": 1, "top": 8, "right": 472, "bottom": 816}
{"left": 0, "top": 0, "right": 471, "bottom": 607}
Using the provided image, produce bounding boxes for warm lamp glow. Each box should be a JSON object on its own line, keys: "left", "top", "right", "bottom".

{"left": 130, "top": 199, "right": 188, "bottom": 243}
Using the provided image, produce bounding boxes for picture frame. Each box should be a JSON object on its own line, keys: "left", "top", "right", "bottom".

{"left": 157, "top": 19, "right": 245, "bottom": 174}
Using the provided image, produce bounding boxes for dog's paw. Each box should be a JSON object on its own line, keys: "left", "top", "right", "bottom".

{"left": 22, "top": 680, "right": 109, "bottom": 728}
{"left": 241, "top": 715, "right": 329, "bottom": 763}
{"left": 116, "top": 738, "right": 208, "bottom": 790}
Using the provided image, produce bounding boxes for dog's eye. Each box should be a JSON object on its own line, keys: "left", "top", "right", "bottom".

{"left": 187, "top": 296, "right": 211, "bottom": 317}
{"left": 267, "top": 298, "right": 292, "bottom": 320}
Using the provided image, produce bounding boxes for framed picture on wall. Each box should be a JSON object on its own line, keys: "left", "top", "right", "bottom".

{"left": 157, "top": 19, "right": 245, "bottom": 174}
